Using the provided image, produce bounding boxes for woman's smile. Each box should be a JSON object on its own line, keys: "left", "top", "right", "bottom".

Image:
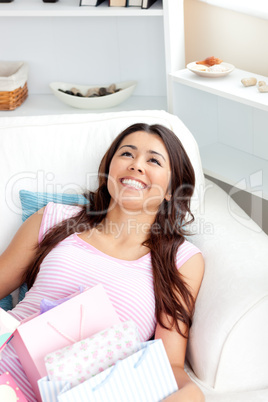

{"left": 120, "top": 176, "right": 148, "bottom": 191}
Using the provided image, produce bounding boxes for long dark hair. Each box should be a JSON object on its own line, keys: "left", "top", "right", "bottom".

{"left": 24, "top": 123, "right": 196, "bottom": 337}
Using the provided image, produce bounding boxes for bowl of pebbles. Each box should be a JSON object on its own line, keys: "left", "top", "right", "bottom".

{"left": 49, "top": 80, "right": 137, "bottom": 109}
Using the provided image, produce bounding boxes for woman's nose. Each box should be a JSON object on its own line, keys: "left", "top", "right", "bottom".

{"left": 128, "top": 162, "right": 144, "bottom": 174}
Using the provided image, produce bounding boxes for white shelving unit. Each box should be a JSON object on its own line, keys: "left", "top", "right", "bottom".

{"left": 0, "top": 94, "right": 167, "bottom": 117}
{"left": 171, "top": 68, "right": 268, "bottom": 200}
{"left": 0, "top": 0, "right": 163, "bottom": 17}
{"left": 0, "top": 0, "right": 185, "bottom": 117}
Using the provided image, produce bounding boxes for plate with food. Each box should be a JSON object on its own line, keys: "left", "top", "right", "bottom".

{"left": 187, "top": 57, "right": 235, "bottom": 78}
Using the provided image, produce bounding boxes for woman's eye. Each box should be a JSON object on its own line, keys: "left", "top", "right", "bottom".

{"left": 149, "top": 158, "right": 161, "bottom": 166}
{"left": 121, "top": 151, "right": 133, "bottom": 157}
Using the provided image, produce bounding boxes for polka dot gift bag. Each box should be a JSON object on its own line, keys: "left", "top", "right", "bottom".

{"left": 0, "top": 371, "right": 27, "bottom": 402}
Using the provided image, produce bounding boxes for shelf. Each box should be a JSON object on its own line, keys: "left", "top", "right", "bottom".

{"left": 171, "top": 68, "right": 268, "bottom": 112}
{"left": 0, "top": 0, "right": 163, "bottom": 17}
{"left": 0, "top": 94, "right": 167, "bottom": 117}
{"left": 200, "top": 143, "right": 268, "bottom": 200}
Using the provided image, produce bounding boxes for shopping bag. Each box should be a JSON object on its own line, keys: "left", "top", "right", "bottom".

{"left": 0, "top": 371, "right": 27, "bottom": 402}
{"left": 39, "top": 339, "right": 178, "bottom": 402}
{"left": 38, "top": 377, "right": 70, "bottom": 402}
{"left": 0, "top": 308, "right": 20, "bottom": 352}
{"left": 44, "top": 319, "right": 141, "bottom": 388}
{"left": 11, "top": 284, "right": 120, "bottom": 401}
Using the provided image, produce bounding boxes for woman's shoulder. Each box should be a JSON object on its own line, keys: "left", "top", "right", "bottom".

{"left": 43, "top": 201, "right": 82, "bottom": 218}
{"left": 38, "top": 202, "right": 83, "bottom": 243}
{"left": 175, "top": 239, "right": 202, "bottom": 269}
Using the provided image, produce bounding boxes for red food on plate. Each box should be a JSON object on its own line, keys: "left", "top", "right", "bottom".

{"left": 196, "top": 56, "right": 223, "bottom": 67}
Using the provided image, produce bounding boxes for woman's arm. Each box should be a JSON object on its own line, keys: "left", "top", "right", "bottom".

{"left": 0, "top": 208, "right": 45, "bottom": 299}
{"left": 155, "top": 253, "right": 205, "bottom": 402}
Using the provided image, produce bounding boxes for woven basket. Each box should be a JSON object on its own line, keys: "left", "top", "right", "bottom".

{"left": 0, "top": 82, "right": 28, "bottom": 111}
{"left": 0, "top": 61, "right": 28, "bottom": 111}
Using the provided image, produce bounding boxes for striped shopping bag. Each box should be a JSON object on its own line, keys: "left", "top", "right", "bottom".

{"left": 38, "top": 339, "right": 178, "bottom": 402}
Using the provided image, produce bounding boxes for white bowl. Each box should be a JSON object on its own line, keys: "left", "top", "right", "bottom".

{"left": 49, "top": 80, "right": 137, "bottom": 110}
{"left": 187, "top": 62, "right": 235, "bottom": 78}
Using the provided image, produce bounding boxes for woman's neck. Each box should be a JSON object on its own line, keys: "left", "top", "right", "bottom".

{"left": 99, "top": 205, "right": 156, "bottom": 244}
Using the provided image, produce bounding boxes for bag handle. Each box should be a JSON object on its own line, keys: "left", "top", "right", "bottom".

{"left": 47, "top": 304, "right": 85, "bottom": 344}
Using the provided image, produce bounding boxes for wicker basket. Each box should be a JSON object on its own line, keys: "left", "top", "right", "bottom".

{"left": 0, "top": 62, "right": 28, "bottom": 111}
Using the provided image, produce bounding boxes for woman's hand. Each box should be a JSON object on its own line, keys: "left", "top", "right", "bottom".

{"left": 162, "top": 365, "right": 205, "bottom": 402}
{"left": 163, "top": 381, "right": 205, "bottom": 402}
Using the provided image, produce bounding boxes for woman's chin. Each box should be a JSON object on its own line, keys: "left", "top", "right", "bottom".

{"left": 118, "top": 200, "right": 160, "bottom": 216}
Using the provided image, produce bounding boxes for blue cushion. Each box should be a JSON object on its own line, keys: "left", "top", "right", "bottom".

{"left": 0, "top": 294, "right": 13, "bottom": 311}
{"left": 19, "top": 190, "right": 88, "bottom": 222}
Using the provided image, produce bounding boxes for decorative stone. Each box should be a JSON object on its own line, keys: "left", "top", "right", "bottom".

{"left": 86, "top": 87, "right": 99, "bottom": 97}
{"left": 58, "top": 83, "right": 121, "bottom": 98}
{"left": 108, "top": 84, "right": 116, "bottom": 93}
{"left": 99, "top": 87, "right": 107, "bottom": 96}
{"left": 70, "top": 87, "right": 83, "bottom": 96}
{"left": 258, "top": 85, "right": 268, "bottom": 93}
{"left": 241, "top": 77, "right": 257, "bottom": 87}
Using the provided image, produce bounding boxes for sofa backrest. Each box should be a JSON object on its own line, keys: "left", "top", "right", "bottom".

{"left": 0, "top": 110, "right": 204, "bottom": 254}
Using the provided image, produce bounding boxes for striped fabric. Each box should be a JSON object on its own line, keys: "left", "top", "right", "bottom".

{"left": 0, "top": 202, "right": 201, "bottom": 401}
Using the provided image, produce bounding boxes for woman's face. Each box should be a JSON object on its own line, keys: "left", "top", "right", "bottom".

{"left": 107, "top": 131, "right": 171, "bottom": 214}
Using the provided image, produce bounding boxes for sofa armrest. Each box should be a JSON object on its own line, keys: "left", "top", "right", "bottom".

{"left": 187, "top": 179, "right": 268, "bottom": 392}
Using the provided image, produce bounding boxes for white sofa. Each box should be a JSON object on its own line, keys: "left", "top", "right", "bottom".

{"left": 0, "top": 110, "right": 267, "bottom": 401}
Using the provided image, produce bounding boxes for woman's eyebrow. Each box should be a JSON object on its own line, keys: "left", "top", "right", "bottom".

{"left": 119, "top": 144, "right": 137, "bottom": 150}
{"left": 118, "top": 144, "right": 166, "bottom": 162}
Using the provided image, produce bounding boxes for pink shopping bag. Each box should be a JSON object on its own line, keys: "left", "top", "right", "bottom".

{"left": 11, "top": 284, "right": 120, "bottom": 401}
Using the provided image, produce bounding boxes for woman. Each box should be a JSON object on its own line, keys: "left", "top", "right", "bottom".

{"left": 0, "top": 123, "right": 205, "bottom": 401}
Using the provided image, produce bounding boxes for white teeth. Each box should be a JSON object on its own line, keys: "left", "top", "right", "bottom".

{"left": 121, "top": 179, "right": 146, "bottom": 190}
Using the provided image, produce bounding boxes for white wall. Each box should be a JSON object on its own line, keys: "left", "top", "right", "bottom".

{"left": 0, "top": 16, "right": 166, "bottom": 97}
{"left": 184, "top": 0, "right": 268, "bottom": 77}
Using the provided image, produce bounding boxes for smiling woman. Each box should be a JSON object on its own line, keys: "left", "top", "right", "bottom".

{"left": 0, "top": 122, "right": 204, "bottom": 402}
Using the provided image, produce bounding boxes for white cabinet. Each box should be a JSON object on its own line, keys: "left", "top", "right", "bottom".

{"left": 0, "top": 0, "right": 185, "bottom": 116}
{"left": 171, "top": 68, "right": 268, "bottom": 200}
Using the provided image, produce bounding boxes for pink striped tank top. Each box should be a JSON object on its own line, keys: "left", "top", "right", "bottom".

{"left": 11, "top": 202, "right": 201, "bottom": 341}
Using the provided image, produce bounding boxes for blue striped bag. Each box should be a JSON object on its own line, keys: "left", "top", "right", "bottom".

{"left": 38, "top": 339, "right": 178, "bottom": 402}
